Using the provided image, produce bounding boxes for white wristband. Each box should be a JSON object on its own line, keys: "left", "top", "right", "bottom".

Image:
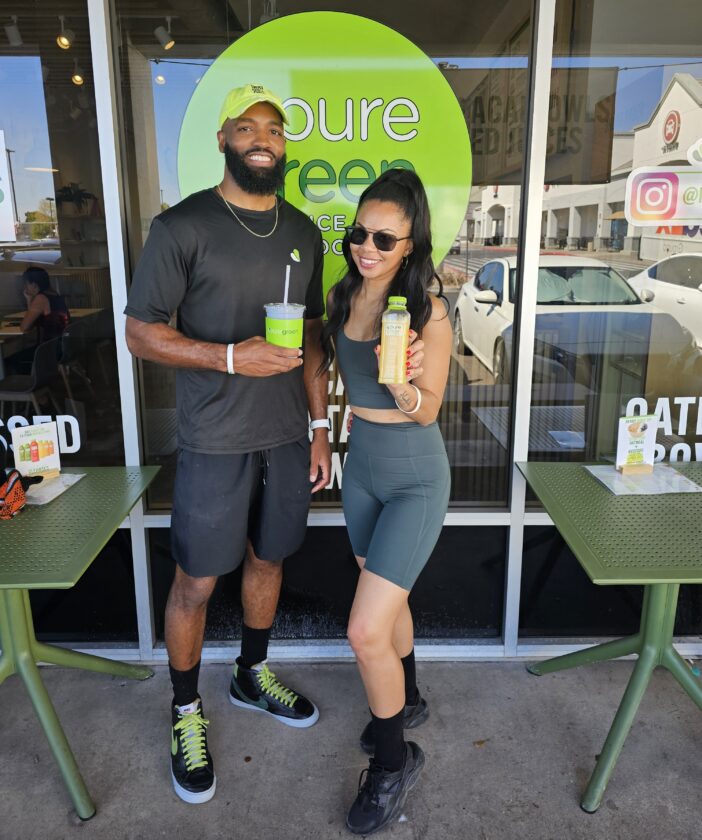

{"left": 309, "top": 418, "right": 331, "bottom": 432}
{"left": 394, "top": 383, "right": 422, "bottom": 415}
{"left": 226, "top": 343, "right": 235, "bottom": 375}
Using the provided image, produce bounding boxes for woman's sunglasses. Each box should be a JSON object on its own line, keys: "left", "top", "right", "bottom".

{"left": 345, "top": 225, "right": 411, "bottom": 252}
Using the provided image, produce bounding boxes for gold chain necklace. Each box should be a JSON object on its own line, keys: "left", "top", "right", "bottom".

{"left": 215, "top": 185, "right": 279, "bottom": 238}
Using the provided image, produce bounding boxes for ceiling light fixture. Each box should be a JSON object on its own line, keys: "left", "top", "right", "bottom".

{"left": 154, "top": 74, "right": 166, "bottom": 85}
{"left": 56, "top": 16, "right": 75, "bottom": 49}
{"left": 5, "top": 16, "right": 22, "bottom": 47}
{"left": 71, "top": 59, "right": 84, "bottom": 86}
{"left": 154, "top": 17, "right": 174, "bottom": 50}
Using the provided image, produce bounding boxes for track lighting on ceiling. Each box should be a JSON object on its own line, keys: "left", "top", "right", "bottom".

{"left": 57, "top": 16, "right": 75, "bottom": 49}
{"left": 71, "top": 59, "right": 84, "bottom": 86}
{"left": 4, "top": 16, "right": 22, "bottom": 47}
{"left": 154, "top": 17, "right": 174, "bottom": 50}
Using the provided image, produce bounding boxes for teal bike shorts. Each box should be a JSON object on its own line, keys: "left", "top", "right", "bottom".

{"left": 342, "top": 417, "right": 451, "bottom": 591}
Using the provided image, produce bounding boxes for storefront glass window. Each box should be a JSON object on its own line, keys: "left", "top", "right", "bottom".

{"left": 113, "top": 0, "right": 532, "bottom": 510}
{"left": 0, "top": 2, "right": 133, "bottom": 643}
{"left": 520, "top": 0, "right": 702, "bottom": 639}
{"left": 0, "top": 2, "right": 124, "bottom": 468}
{"left": 527, "top": 0, "right": 702, "bottom": 473}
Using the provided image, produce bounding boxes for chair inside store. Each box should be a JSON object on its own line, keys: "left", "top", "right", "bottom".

{"left": 59, "top": 321, "right": 93, "bottom": 403}
{"left": 0, "top": 337, "right": 62, "bottom": 417}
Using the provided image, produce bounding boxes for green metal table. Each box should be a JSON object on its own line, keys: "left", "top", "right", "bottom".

{"left": 518, "top": 461, "right": 702, "bottom": 813}
{"left": 0, "top": 466, "right": 159, "bottom": 819}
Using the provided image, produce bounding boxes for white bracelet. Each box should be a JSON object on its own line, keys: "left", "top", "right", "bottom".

{"left": 394, "top": 383, "right": 422, "bottom": 415}
{"left": 226, "top": 343, "right": 235, "bottom": 375}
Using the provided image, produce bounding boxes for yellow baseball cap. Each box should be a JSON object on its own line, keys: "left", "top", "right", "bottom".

{"left": 218, "top": 84, "right": 289, "bottom": 129}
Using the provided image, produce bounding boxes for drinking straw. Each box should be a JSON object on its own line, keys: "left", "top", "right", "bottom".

{"left": 284, "top": 264, "right": 290, "bottom": 305}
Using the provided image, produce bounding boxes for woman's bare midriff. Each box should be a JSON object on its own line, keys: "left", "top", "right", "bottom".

{"left": 350, "top": 405, "right": 415, "bottom": 424}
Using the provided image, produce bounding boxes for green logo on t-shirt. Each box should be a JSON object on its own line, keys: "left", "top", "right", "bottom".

{"left": 290, "top": 249, "right": 301, "bottom": 263}
{"left": 178, "top": 12, "right": 472, "bottom": 296}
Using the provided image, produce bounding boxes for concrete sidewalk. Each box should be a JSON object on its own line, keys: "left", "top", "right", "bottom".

{"left": 2, "top": 660, "right": 700, "bottom": 840}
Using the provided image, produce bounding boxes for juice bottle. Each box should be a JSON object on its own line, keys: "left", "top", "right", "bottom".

{"left": 30, "top": 440, "right": 39, "bottom": 462}
{"left": 378, "top": 296, "right": 411, "bottom": 384}
{"left": 48, "top": 439, "right": 55, "bottom": 456}
{"left": 19, "top": 444, "right": 28, "bottom": 461}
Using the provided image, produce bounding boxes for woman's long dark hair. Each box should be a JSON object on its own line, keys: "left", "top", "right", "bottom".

{"left": 320, "top": 167, "right": 445, "bottom": 370}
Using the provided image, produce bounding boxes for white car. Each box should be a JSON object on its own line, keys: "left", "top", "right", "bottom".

{"left": 628, "top": 253, "right": 702, "bottom": 348}
{"left": 452, "top": 255, "right": 697, "bottom": 390}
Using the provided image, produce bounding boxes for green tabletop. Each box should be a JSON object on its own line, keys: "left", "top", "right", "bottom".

{"left": 0, "top": 466, "right": 159, "bottom": 590}
{"left": 517, "top": 462, "right": 702, "bottom": 585}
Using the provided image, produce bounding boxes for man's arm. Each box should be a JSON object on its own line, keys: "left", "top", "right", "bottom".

{"left": 303, "top": 316, "right": 331, "bottom": 493}
{"left": 125, "top": 317, "right": 303, "bottom": 376}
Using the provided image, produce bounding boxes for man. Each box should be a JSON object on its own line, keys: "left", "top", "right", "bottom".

{"left": 125, "top": 84, "right": 331, "bottom": 805}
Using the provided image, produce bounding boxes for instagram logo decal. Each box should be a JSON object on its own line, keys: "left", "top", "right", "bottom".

{"left": 629, "top": 172, "right": 679, "bottom": 222}
{"left": 625, "top": 152, "right": 702, "bottom": 227}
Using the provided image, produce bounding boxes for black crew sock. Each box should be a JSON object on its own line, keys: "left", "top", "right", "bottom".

{"left": 239, "top": 623, "right": 271, "bottom": 669}
{"left": 371, "top": 709, "right": 405, "bottom": 773}
{"left": 169, "top": 660, "right": 201, "bottom": 708}
{"left": 401, "top": 650, "right": 419, "bottom": 706}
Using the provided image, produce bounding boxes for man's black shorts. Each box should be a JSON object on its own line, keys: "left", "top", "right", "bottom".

{"left": 171, "top": 438, "right": 311, "bottom": 578}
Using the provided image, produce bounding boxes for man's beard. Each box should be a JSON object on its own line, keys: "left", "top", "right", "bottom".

{"left": 224, "top": 143, "right": 286, "bottom": 196}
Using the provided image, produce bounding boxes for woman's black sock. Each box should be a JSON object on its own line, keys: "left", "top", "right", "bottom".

{"left": 401, "top": 650, "right": 419, "bottom": 706}
{"left": 169, "top": 659, "right": 201, "bottom": 708}
{"left": 371, "top": 708, "right": 405, "bottom": 772}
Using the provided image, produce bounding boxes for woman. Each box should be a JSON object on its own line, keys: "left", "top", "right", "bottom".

{"left": 322, "top": 168, "right": 452, "bottom": 835}
{"left": 20, "top": 266, "right": 70, "bottom": 342}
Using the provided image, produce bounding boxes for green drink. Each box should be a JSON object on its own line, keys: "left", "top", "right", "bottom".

{"left": 264, "top": 302, "right": 305, "bottom": 348}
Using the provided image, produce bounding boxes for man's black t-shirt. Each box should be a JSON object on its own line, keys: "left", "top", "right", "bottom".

{"left": 125, "top": 188, "right": 324, "bottom": 454}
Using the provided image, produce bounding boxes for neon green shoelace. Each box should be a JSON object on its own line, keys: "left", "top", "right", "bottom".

{"left": 174, "top": 709, "right": 210, "bottom": 771}
{"left": 256, "top": 664, "right": 298, "bottom": 708}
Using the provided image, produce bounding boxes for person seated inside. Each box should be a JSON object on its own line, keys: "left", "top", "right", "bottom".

{"left": 20, "top": 266, "right": 70, "bottom": 341}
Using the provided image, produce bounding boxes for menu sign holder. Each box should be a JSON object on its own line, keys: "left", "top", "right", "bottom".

{"left": 616, "top": 415, "right": 656, "bottom": 475}
{"left": 11, "top": 421, "right": 61, "bottom": 480}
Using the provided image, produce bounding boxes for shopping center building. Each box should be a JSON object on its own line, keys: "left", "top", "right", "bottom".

{"left": 1, "top": 0, "right": 701, "bottom": 662}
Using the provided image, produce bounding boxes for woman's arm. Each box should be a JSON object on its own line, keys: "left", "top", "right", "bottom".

{"left": 20, "top": 293, "right": 48, "bottom": 333}
{"left": 385, "top": 296, "right": 452, "bottom": 426}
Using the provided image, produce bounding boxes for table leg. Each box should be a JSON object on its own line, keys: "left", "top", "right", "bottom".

{"left": 662, "top": 647, "right": 702, "bottom": 711}
{"left": 22, "top": 591, "right": 153, "bottom": 681}
{"left": 31, "top": 642, "right": 153, "bottom": 681}
{"left": 580, "top": 584, "right": 678, "bottom": 812}
{"left": 580, "top": 648, "right": 657, "bottom": 813}
{"left": 527, "top": 633, "right": 641, "bottom": 676}
{"left": 0, "top": 593, "right": 16, "bottom": 685}
{"left": 4, "top": 591, "right": 96, "bottom": 820}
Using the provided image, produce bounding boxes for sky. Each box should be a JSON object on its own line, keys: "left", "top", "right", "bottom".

{"left": 1, "top": 51, "right": 701, "bottom": 239}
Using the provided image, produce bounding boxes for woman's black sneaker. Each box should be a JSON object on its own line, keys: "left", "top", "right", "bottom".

{"left": 359, "top": 696, "right": 429, "bottom": 754}
{"left": 229, "top": 659, "right": 319, "bottom": 728}
{"left": 170, "top": 697, "right": 216, "bottom": 804}
{"left": 346, "top": 741, "right": 425, "bottom": 835}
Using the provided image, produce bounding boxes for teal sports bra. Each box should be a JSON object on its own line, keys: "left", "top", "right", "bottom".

{"left": 335, "top": 329, "right": 397, "bottom": 410}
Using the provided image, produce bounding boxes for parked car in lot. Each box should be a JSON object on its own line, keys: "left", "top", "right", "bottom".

{"left": 628, "top": 253, "right": 702, "bottom": 348}
{"left": 449, "top": 237, "right": 461, "bottom": 255}
{"left": 452, "top": 255, "right": 701, "bottom": 393}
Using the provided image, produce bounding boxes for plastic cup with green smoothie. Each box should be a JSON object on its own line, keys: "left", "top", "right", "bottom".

{"left": 264, "top": 302, "right": 306, "bottom": 348}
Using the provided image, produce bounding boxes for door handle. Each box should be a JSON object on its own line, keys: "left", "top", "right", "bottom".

{"left": 676, "top": 297, "right": 686, "bottom": 304}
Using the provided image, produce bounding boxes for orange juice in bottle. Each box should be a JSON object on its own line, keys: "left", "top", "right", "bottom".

{"left": 378, "top": 296, "right": 411, "bottom": 384}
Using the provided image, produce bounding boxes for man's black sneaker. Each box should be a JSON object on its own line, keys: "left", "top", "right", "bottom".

{"left": 346, "top": 741, "right": 425, "bottom": 835}
{"left": 170, "top": 697, "right": 216, "bottom": 804}
{"left": 229, "top": 659, "right": 319, "bottom": 728}
{"left": 359, "top": 695, "right": 429, "bottom": 754}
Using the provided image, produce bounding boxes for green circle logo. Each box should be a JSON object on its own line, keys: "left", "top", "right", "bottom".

{"left": 178, "top": 12, "right": 472, "bottom": 293}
